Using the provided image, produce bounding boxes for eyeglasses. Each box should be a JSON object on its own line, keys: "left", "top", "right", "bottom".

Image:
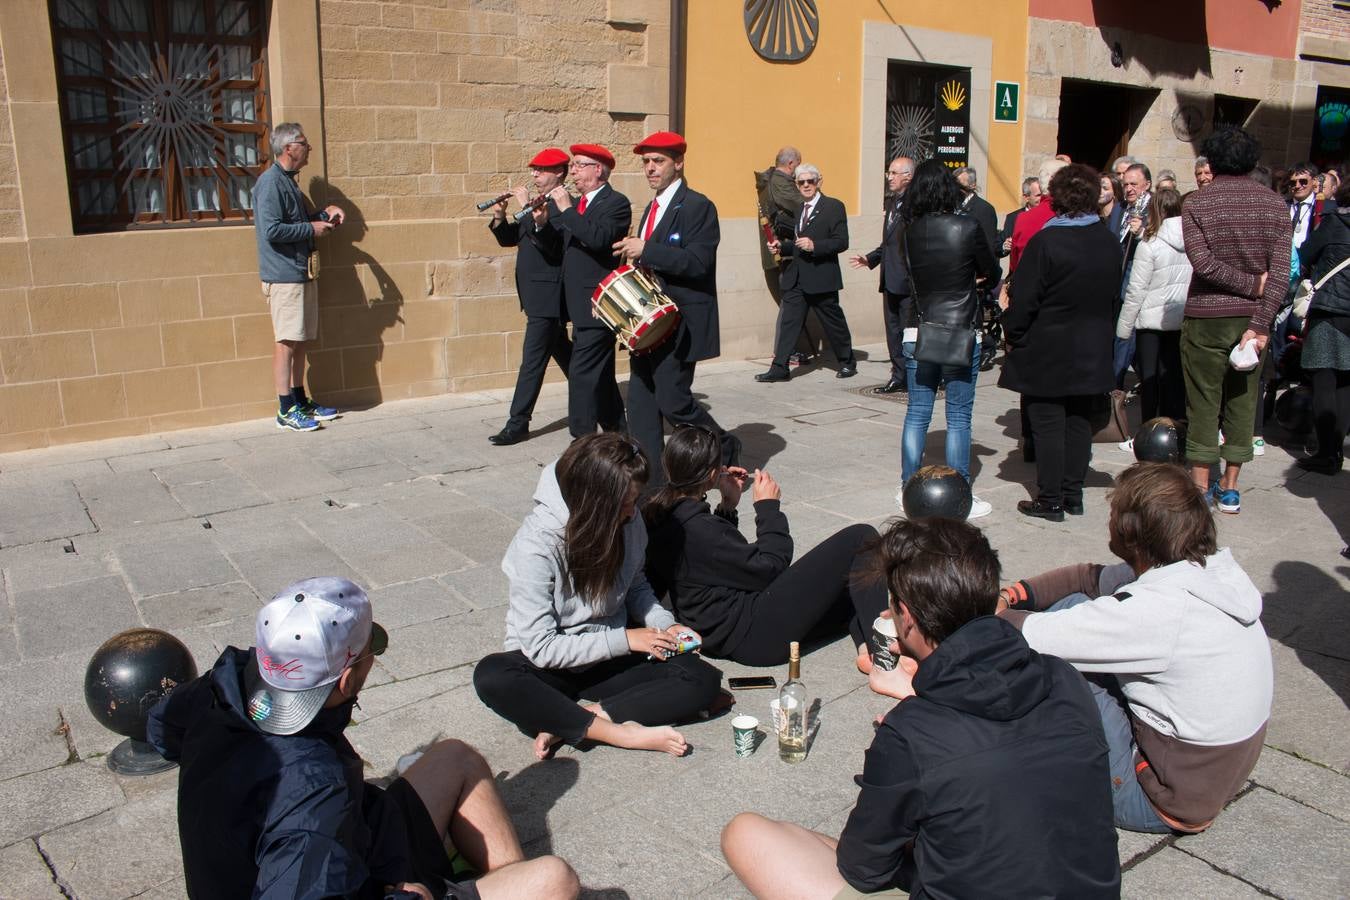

{"left": 796, "top": 178, "right": 818, "bottom": 185}
{"left": 570, "top": 161, "right": 600, "bottom": 168}
{"left": 287, "top": 140, "right": 310, "bottom": 149}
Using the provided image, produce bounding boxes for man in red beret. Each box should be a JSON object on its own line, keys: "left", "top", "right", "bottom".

{"left": 547, "top": 144, "right": 630, "bottom": 436}
{"left": 486, "top": 148, "right": 574, "bottom": 446}
{"left": 613, "top": 131, "right": 740, "bottom": 474}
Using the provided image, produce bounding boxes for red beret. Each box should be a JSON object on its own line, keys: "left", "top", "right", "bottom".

{"left": 529, "top": 147, "right": 569, "bottom": 168}
{"left": 569, "top": 143, "right": 616, "bottom": 169}
{"left": 634, "top": 131, "right": 687, "bottom": 156}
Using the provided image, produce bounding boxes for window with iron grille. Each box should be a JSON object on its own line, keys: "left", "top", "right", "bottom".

{"left": 49, "top": 0, "right": 270, "bottom": 233}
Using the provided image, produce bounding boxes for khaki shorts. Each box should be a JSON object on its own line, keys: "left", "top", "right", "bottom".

{"left": 834, "top": 884, "right": 907, "bottom": 899}
{"left": 262, "top": 280, "right": 318, "bottom": 342}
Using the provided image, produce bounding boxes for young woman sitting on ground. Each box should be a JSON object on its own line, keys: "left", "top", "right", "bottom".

{"left": 473, "top": 432, "right": 723, "bottom": 759}
{"left": 643, "top": 424, "right": 889, "bottom": 673}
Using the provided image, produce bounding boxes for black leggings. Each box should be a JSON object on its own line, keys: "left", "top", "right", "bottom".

{"left": 726, "top": 524, "right": 888, "bottom": 667}
{"left": 1310, "top": 367, "right": 1350, "bottom": 460}
{"left": 472, "top": 649, "right": 722, "bottom": 745}
{"left": 1133, "top": 329, "right": 1185, "bottom": 422}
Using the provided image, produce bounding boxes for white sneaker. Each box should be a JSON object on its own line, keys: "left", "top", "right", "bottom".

{"left": 1117, "top": 438, "right": 1134, "bottom": 453}
{"left": 1253, "top": 438, "right": 1266, "bottom": 456}
{"left": 894, "top": 485, "right": 906, "bottom": 514}
{"left": 968, "top": 496, "right": 992, "bottom": 520}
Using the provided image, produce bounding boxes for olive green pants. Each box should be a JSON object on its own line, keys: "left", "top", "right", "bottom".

{"left": 1180, "top": 316, "right": 1261, "bottom": 465}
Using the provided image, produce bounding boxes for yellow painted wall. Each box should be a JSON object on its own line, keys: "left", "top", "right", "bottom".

{"left": 683, "top": 0, "right": 1029, "bottom": 216}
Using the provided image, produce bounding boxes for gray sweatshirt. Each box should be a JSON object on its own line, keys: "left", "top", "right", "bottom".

{"left": 501, "top": 462, "right": 674, "bottom": 668}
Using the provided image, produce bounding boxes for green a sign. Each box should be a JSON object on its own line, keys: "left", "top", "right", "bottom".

{"left": 994, "top": 81, "right": 1019, "bottom": 123}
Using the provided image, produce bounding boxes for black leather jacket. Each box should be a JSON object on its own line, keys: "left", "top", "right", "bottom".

{"left": 1302, "top": 207, "right": 1350, "bottom": 318}
{"left": 900, "top": 213, "right": 999, "bottom": 327}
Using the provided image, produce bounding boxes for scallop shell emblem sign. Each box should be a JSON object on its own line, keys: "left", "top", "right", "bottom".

{"left": 744, "top": 0, "right": 820, "bottom": 62}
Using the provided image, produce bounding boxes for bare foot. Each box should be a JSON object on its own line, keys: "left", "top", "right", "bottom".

{"left": 533, "top": 731, "right": 564, "bottom": 760}
{"left": 615, "top": 722, "right": 688, "bottom": 756}
{"left": 856, "top": 646, "right": 874, "bottom": 675}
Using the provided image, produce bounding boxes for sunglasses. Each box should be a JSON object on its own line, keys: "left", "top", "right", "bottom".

{"left": 1289, "top": 177, "right": 1312, "bottom": 186}
{"left": 796, "top": 178, "right": 818, "bottom": 185}
{"left": 350, "top": 622, "right": 389, "bottom": 668}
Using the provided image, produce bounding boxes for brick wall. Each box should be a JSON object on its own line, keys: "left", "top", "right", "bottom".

{"left": 1299, "top": 0, "right": 1349, "bottom": 41}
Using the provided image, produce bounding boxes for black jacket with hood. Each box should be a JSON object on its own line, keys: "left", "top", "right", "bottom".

{"left": 836, "top": 616, "right": 1120, "bottom": 898}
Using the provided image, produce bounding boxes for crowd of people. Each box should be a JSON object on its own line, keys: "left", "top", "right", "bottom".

{"left": 146, "top": 122, "right": 1346, "bottom": 897}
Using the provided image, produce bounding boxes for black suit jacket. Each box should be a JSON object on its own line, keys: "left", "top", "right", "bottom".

{"left": 489, "top": 215, "right": 565, "bottom": 318}
{"left": 998, "top": 207, "right": 1025, "bottom": 258}
{"left": 961, "top": 194, "right": 999, "bottom": 258}
{"left": 636, "top": 181, "right": 721, "bottom": 362}
{"left": 552, "top": 183, "right": 632, "bottom": 330}
{"left": 780, "top": 194, "right": 848, "bottom": 294}
{"left": 864, "top": 194, "right": 909, "bottom": 295}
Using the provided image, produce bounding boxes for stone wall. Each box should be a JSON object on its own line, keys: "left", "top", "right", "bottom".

{"left": 0, "top": 0, "right": 669, "bottom": 451}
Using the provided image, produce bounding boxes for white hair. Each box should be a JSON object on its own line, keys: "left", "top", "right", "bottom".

{"left": 270, "top": 122, "right": 304, "bottom": 158}
{"left": 794, "top": 163, "right": 821, "bottom": 181}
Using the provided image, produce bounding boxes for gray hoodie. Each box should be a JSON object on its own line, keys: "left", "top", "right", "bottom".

{"left": 501, "top": 462, "right": 674, "bottom": 669}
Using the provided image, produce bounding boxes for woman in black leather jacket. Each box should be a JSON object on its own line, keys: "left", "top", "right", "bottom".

{"left": 1297, "top": 180, "right": 1350, "bottom": 474}
{"left": 898, "top": 160, "right": 999, "bottom": 518}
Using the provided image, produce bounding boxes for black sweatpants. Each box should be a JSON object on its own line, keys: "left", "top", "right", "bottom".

{"left": 1025, "top": 395, "right": 1099, "bottom": 507}
{"left": 1133, "top": 329, "right": 1185, "bottom": 423}
{"left": 726, "top": 524, "right": 888, "bottom": 667}
{"left": 472, "top": 649, "right": 722, "bottom": 745}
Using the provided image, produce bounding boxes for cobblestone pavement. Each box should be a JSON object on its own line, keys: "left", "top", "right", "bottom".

{"left": 0, "top": 346, "right": 1346, "bottom": 899}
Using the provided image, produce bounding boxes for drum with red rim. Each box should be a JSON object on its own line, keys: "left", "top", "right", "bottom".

{"left": 591, "top": 265, "right": 681, "bottom": 353}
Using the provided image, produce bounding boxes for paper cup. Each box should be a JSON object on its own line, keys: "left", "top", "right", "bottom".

{"left": 870, "top": 615, "right": 899, "bottom": 671}
{"left": 732, "top": 715, "right": 759, "bottom": 757}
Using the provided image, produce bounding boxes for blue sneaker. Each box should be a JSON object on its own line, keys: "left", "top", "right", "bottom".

{"left": 277, "top": 404, "right": 321, "bottom": 431}
{"left": 301, "top": 400, "right": 339, "bottom": 421}
{"left": 1215, "top": 487, "right": 1240, "bottom": 515}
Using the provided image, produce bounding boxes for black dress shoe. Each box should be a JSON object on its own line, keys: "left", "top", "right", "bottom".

{"left": 836, "top": 361, "right": 858, "bottom": 379}
{"left": 1017, "top": 499, "right": 1065, "bottom": 522}
{"left": 875, "top": 378, "right": 906, "bottom": 394}
{"left": 1296, "top": 455, "right": 1343, "bottom": 474}
{"left": 755, "top": 368, "right": 790, "bottom": 383}
{"left": 1064, "top": 500, "right": 1085, "bottom": 516}
{"left": 488, "top": 426, "right": 528, "bottom": 446}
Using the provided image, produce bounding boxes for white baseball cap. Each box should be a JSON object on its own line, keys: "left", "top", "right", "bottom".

{"left": 243, "top": 577, "right": 386, "bottom": 735}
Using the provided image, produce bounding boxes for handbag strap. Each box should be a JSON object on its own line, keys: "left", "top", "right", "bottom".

{"left": 1311, "top": 253, "right": 1350, "bottom": 291}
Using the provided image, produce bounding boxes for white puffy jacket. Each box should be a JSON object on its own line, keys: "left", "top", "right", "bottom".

{"left": 1117, "top": 216, "right": 1191, "bottom": 338}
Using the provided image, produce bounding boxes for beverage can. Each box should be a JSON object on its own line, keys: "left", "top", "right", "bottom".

{"left": 870, "top": 615, "right": 898, "bottom": 671}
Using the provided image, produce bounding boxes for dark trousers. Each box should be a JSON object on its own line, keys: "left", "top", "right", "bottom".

{"left": 771, "top": 285, "right": 854, "bottom": 370}
{"left": 506, "top": 316, "right": 572, "bottom": 431}
{"left": 1024, "top": 395, "right": 1098, "bottom": 506}
{"left": 628, "top": 340, "right": 732, "bottom": 484}
{"left": 1311, "top": 367, "right": 1350, "bottom": 460}
{"left": 1133, "top": 329, "right": 1185, "bottom": 422}
{"left": 765, "top": 268, "right": 820, "bottom": 356}
{"left": 567, "top": 327, "right": 624, "bottom": 437}
{"left": 472, "top": 650, "right": 723, "bottom": 745}
{"left": 726, "top": 524, "right": 888, "bottom": 667}
{"left": 882, "top": 291, "right": 913, "bottom": 382}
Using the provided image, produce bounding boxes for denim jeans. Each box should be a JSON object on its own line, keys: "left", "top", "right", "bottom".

{"left": 1046, "top": 593, "right": 1171, "bottom": 833}
{"left": 901, "top": 337, "right": 981, "bottom": 484}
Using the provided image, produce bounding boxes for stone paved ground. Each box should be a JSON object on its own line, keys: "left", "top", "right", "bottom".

{"left": 0, "top": 345, "right": 1346, "bottom": 899}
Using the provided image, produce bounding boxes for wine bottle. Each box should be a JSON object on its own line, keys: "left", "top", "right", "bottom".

{"left": 778, "top": 641, "right": 807, "bottom": 763}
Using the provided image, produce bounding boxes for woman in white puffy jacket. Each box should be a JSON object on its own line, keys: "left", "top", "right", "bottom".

{"left": 1117, "top": 188, "right": 1190, "bottom": 423}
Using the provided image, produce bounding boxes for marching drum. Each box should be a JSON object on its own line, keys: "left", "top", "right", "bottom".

{"left": 591, "top": 265, "right": 681, "bottom": 353}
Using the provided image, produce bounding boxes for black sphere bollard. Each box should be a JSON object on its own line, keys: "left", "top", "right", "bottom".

{"left": 1133, "top": 417, "right": 1183, "bottom": 464}
{"left": 901, "top": 465, "right": 972, "bottom": 520}
{"left": 84, "top": 628, "right": 197, "bottom": 776}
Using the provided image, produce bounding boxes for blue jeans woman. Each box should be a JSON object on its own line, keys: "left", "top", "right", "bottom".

{"left": 901, "top": 337, "right": 982, "bottom": 485}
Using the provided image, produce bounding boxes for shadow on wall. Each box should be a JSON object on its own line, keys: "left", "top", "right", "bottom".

{"left": 1089, "top": 0, "right": 1212, "bottom": 79}
{"left": 306, "top": 177, "right": 405, "bottom": 411}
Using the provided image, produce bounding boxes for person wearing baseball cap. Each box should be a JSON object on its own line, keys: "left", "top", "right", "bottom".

{"left": 148, "top": 577, "right": 578, "bottom": 900}
{"left": 613, "top": 131, "right": 740, "bottom": 477}
{"left": 486, "top": 147, "right": 574, "bottom": 447}
{"left": 547, "top": 142, "right": 630, "bottom": 438}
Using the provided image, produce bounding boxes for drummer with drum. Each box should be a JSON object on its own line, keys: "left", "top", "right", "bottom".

{"left": 612, "top": 131, "right": 740, "bottom": 479}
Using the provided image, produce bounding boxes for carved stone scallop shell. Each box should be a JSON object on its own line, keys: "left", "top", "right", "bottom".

{"left": 744, "top": 0, "right": 820, "bottom": 62}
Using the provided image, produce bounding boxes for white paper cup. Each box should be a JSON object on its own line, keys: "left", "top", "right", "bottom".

{"left": 732, "top": 715, "right": 759, "bottom": 757}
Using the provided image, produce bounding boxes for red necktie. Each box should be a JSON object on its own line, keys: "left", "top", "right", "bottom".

{"left": 643, "top": 199, "right": 659, "bottom": 240}
{"left": 576, "top": 194, "right": 588, "bottom": 215}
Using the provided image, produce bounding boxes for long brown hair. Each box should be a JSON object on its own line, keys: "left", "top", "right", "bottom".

{"left": 556, "top": 433, "right": 649, "bottom": 601}
{"left": 642, "top": 425, "right": 722, "bottom": 526}
{"left": 1144, "top": 187, "right": 1183, "bottom": 241}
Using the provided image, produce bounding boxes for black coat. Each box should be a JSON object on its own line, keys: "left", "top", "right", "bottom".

{"left": 489, "top": 214, "right": 566, "bottom": 319}
{"left": 552, "top": 183, "right": 632, "bottom": 330}
{"left": 865, "top": 194, "right": 910, "bottom": 295}
{"left": 147, "top": 649, "right": 421, "bottom": 899}
{"left": 836, "top": 617, "right": 1120, "bottom": 898}
{"left": 961, "top": 193, "right": 999, "bottom": 259}
{"left": 999, "top": 222, "right": 1121, "bottom": 397}
{"left": 901, "top": 213, "right": 998, "bottom": 328}
{"left": 1301, "top": 207, "right": 1350, "bottom": 317}
{"left": 644, "top": 497, "right": 792, "bottom": 658}
{"left": 779, "top": 194, "right": 848, "bottom": 293}
{"left": 636, "top": 181, "right": 721, "bottom": 362}
{"left": 997, "top": 206, "right": 1024, "bottom": 258}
